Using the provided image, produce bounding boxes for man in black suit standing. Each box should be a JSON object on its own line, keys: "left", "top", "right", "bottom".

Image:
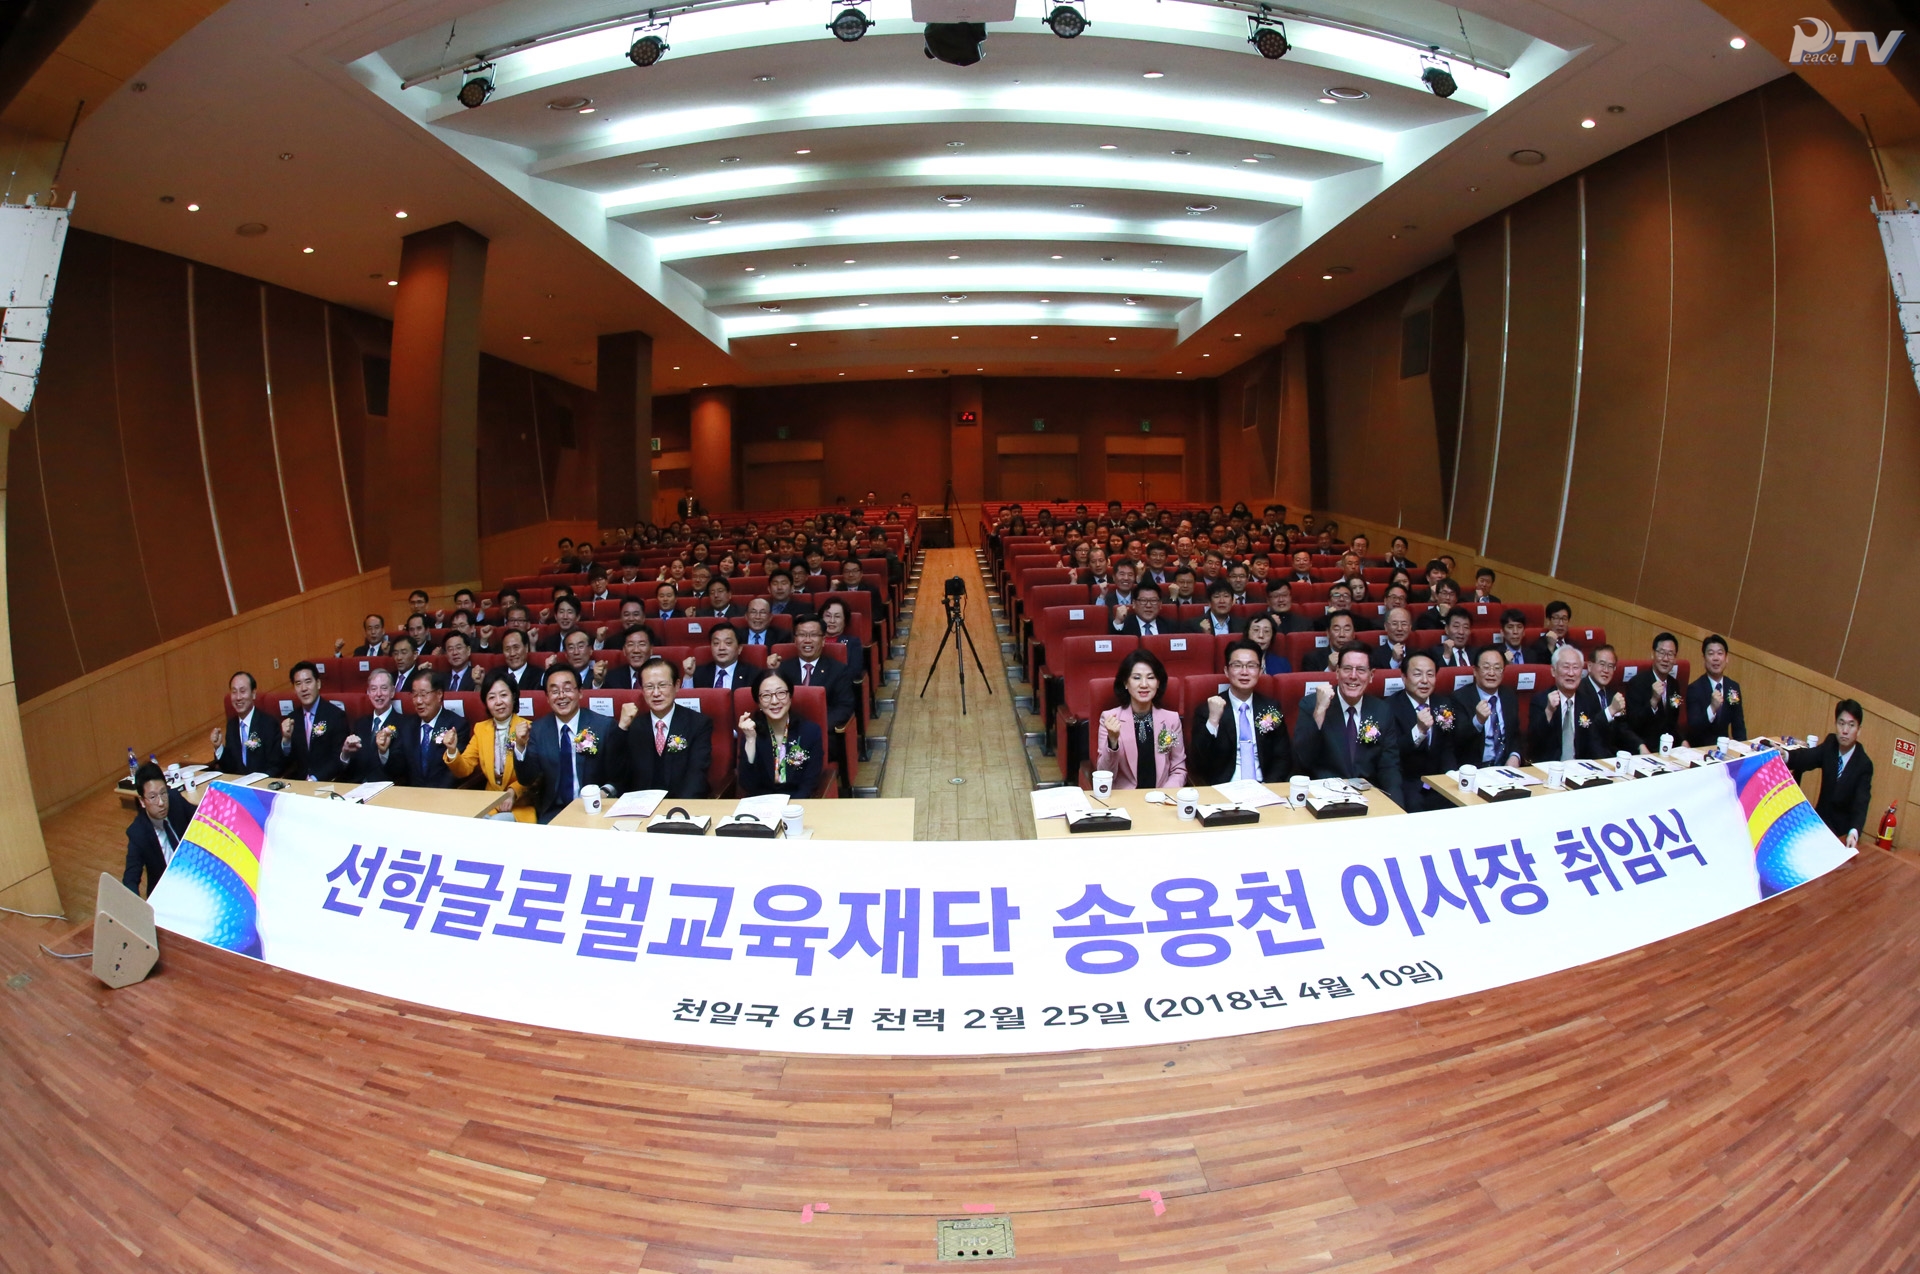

{"left": 210, "top": 670, "right": 282, "bottom": 776}
{"left": 617, "top": 657, "right": 714, "bottom": 799}
{"left": 281, "top": 661, "right": 349, "bottom": 781}
{"left": 1684, "top": 634, "right": 1746, "bottom": 746}
{"left": 1625, "top": 632, "right": 1685, "bottom": 749}
{"left": 1388, "top": 652, "right": 1459, "bottom": 811}
{"left": 338, "top": 668, "right": 404, "bottom": 783}
{"left": 388, "top": 668, "right": 471, "bottom": 789}
{"left": 122, "top": 762, "right": 194, "bottom": 898}
{"left": 1788, "top": 699, "right": 1874, "bottom": 846}
{"left": 1290, "top": 645, "right": 1403, "bottom": 806}
{"left": 1188, "top": 640, "right": 1290, "bottom": 785}
{"left": 676, "top": 492, "right": 703, "bottom": 519}
{"left": 1527, "top": 646, "right": 1620, "bottom": 763}
{"left": 1453, "top": 647, "right": 1522, "bottom": 769}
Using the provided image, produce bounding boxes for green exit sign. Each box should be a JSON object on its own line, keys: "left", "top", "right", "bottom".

{"left": 650, "top": 437, "right": 662, "bottom": 452}
{"left": 777, "top": 425, "right": 790, "bottom": 439}
{"left": 1140, "top": 418, "right": 1152, "bottom": 433}
{"left": 1032, "top": 418, "right": 1046, "bottom": 432}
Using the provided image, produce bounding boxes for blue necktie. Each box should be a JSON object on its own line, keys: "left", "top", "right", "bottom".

{"left": 559, "top": 724, "right": 575, "bottom": 803}
{"left": 420, "top": 720, "right": 432, "bottom": 769}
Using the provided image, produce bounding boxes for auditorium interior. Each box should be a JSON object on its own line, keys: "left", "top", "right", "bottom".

{"left": 4, "top": 0, "right": 1920, "bottom": 1268}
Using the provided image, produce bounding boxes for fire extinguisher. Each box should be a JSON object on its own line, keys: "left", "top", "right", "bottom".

{"left": 1876, "top": 801, "right": 1898, "bottom": 848}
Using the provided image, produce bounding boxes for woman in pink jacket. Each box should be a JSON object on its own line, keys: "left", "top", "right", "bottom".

{"left": 1095, "top": 649, "right": 1187, "bottom": 790}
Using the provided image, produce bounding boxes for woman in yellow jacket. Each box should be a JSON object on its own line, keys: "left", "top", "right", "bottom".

{"left": 445, "top": 668, "right": 535, "bottom": 822}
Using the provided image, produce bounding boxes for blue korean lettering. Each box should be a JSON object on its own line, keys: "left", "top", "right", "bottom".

{"left": 739, "top": 884, "right": 831, "bottom": 974}
{"left": 645, "top": 883, "right": 736, "bottom": 959}
{"left": 377, "top": 850, "right": 447, "bottom": 929}
{"left": 1052, "top": 884, "right": 1145, "bottom": 974}
{"left": 1473, "top": 840, "right": 1548, "bottom": 914}
{"left": 828, "top": 889, "right": 921, "bottom": 977}
{"left": 1416, "top": 849, "right": 1490, "bottom": 925}
{"left": 577, "top": 874, "right": 654, "bottom": 961}
{"left": 934, "top": 888, "right": 1019, "bottom": 976}
{"left": 323, "top": 843, "right": 386, "bottom": 916}
{"left": 1341, "top": 859, "right": 1425, "bottom": 936}
{"left": 491, "top": 870, "right": 571, "bottom": 943}
{"left": 431, "top": 860, "right": 505, "bottom": 939}
{"left": 1145, "top": 877, "right": 1233, "bottom": 967}
{"left": 1234, "top": 870, "right": 1325, "bottom": 955}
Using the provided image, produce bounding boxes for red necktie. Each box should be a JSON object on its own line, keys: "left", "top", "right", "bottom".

{"left": 654, "top": 718, "right": 667, "bottom": 754}
{"left": 802, "top": 662, "right": 815, "bottom": 685}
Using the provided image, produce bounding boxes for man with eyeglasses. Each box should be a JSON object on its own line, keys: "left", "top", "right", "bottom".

{"left": 1188, "top": 640, "right": 1290, "bottom": 785}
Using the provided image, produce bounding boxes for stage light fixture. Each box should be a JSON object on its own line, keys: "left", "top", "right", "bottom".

{"left": 1045, "top": 4, "right": 1087, "bottom": 39}
{"left": 924, "top": 22, "right": 987, "bottom": 66}
{"left": 1247, "top": 15, "right": 1289, "bottom": 59}
{"left": 1420, "top": 54, "right": 1456, "bottom": 99}
{"left": 829, "top": 6, "right": 872, "bottom": 42}
{"left": 628, "top": 21, "right": 670, "bottom": 67}
{"left": 456, "top": 65, "right": 495, "bottom": 109}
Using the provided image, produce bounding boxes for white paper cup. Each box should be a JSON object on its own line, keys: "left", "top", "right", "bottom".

{"left": 1289, "top": 774, "right": 1310, "bottom": 805}
{"left": 1658, "top": 733, "right": 1674, "bottom": 754}
{"left": 1544, "top": 761, "right": 1565, "bottom": 790}
{"left": 782, "top": 805, "right": 805, "bottom": 836}
{"left": 1091, "top": 770, "right": 1114, "bottom": 799}
{"left": 1717, "top": 736, "right": 1731, "bottom": 754}
{"left": 582, "top": 784, "right": 603, "bottom": 815}
{"left": 1458, "top": 764, "right": 1478, "bottom": 794}
{"left": 1176, "top": 787, "right": 1199, "bottom": 820}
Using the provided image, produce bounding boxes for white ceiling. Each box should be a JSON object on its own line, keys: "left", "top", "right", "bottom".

{"left": 56, "top": 0, "right": 1785, "bottom": 392}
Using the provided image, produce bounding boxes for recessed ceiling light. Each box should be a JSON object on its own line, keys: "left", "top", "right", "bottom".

{"left": 759, "top": 303, "right": 782, "bottom": 312}
{"left": 1326, "top": 86, "right": 1368, "bottom": 100}
{"left": 1170, "top": 149, "right": 1190, "bottom": 156}
{"left": 1099, "top": 144, "right": 1118, "bottom": 150}
{"left": 976, "top": 367, "right": 984, "bottom": 371}
{"left": 1202, "top": 353, "right": 1209, "bottom": 358}
{"left": 690, "top": 210, "right": 721, "bottom": 222}
{"left": 1039, "top": 298, "right": 1049, "bottom": 302}
{"left": 1100, "top": 256, "right": 1115, "bottom": 262}
{"left": 547, "top": 97, "right": 591, "bottom": 110}
{"left": 673, "top": 365, "right": 681, "bottom": 370}
{"left": 795, "top": 148, "right": 811, "bottom": 154}
{"left": 1510, "top": 149, "right": 1547, "bottom": 166}
{"left": 1581, "top": 118, "right": 1595, "bottom": 129}
{"left": 1242, "top": 157, "right": 1259, "bottom": 164}
{"left": 1108, "top": 336, "right": 1117, "bottom": 341}
{"left": 302, "top": 246, "right": 314, "bottom": 254}
{"left": 858, "top": 302, "right": 869, "bottom": 306}
{"left": 578, "top": 106, "right": 595, "bottom": 114}
{"left": 1051, "top": 254, "right": 1063, "bottom": 259}
{"left": 844, "top": 258, "right": 856, "bottom": 264}
{"left": 944, "top": 294, "right": 967, "bottom": 302}
{"left": 236, "top": 222, "right": 268, "bottom": 237}
{"left": 839, "top": 372, "right": 846, "bottom": 375}
{"left": 946, "top": 140, "right": 966, "bottom": 148}
{"left": 1123, "top": 297, "right": 1137, "bottom": 305}
{"left": 387, "top": 280, "right": 398, "bottom": 286}
{"left": 186, "top": 202, "right": 199, "bottom": 211}
{"left": 1143, "top": 70, "right": 1164, "bottom": 78}
{"left": 719, "top": 156, "right": 741, "bottom": 164}
{"left": 1322, "top": 273, "right": 1334, "bottom": 280}
{"left": 948, "top": 253, "right": 960, "bottom": 259}
{"left": 522, "top": 335, "right": 532, "bottom": 340}
{"left": 1068, "top": 202, "right": 1086, "bottom": 209}
{"left": 1185, "top": 203, "right": 1216, "bottom": 214}
{"left": 753, "top": 74, "right": 776, "bottom": 81}
{"left": 1326, "top": 265, "right": 1353, "bottom": 274}
{"left": 789, "top": 341, "right": 799, "bottom": 346}
{"left": 395, "top": 210, "right": 408, "bottom": 218}
{"left": 1728, "top": 35, "right": 1746, "bottom": 49}
{"left": 1233, "top": 332, "right": 1242, "bottom": 337}
{"left": 951, "top": 335, "right": 960, "bottom": 340}
{"left": 1149, "top": 258, "right": 1163, "bottom": 264}
{"left": 1319, "top": 97, "right": 1337, "bottom": 104}
{"left": 938, "top": 192, "right": 971, "bottom": 205}
{"left": 1031, "top": 334, "right": 1038, "bottom": 339}
{"left": 744, "top": 266, "right": 756, "bottom": 272}
{"left": 825, "top": 206, "right": 840, "bottom": 212}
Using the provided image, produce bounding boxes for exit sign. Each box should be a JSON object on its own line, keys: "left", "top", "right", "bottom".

{"left": 1140, "top": 418, "right": 1152, "bottom": 432}
{"left": 650, "top": 437, "right": 662, "bottom": 452}
{"left": 1032, "top": 418, "right": 1046, "bottom": 431}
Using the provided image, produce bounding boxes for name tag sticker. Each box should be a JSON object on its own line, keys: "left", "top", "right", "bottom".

{"left": 1095, "top": 639, "right": 1113, "bottom": 653}
{"left": 1069, "top": 608, "right": 1085, "bottom": 620}
{"left": 360, "top": 660, "right": 371, "bottom": 672}
{"left": 1385, "top": 677, "right": 1404, "bottom": 695}
{"left": 589, "top": 696, "right": 613, "bottom": 716}
{"left": 519, "top": 696, "right": 535, "bottom": 715}
{"left": 1475, "top": 605, "right": 1488, "bottom": 615}
{"left": 1517, "top": 672, "right": 1537, "bottom": 691}
{"left": 278, "top": 699, "right": 294, "bottom": 715}
{"left": 1316, "top": 635, "right": 1328, "bottom": 648}
{"left": 444, "top": 700, "right": 466, "bottom": 717}
{"left": 1170, "top": 638, "right": 1188, "bottom": 651}
{"left": 1622, "top": 666, "right": 1639, "bottom": 680}
{"left": 1585, "top": 629, "right": 1595, "bottom": 640}
{"left": 688, "top": 622, "right": 703, "bottom": 634}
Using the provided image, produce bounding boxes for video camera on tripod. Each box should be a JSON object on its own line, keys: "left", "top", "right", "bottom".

{"left": 921, "top": 574, "right": 993, "bottom": 713}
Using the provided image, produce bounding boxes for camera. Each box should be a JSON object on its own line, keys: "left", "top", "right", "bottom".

{"left": 945, "top": 576, "right": 967, "bottom": 598}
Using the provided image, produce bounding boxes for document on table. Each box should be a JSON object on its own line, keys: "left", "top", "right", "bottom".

{"left": 1030, "top": 787, "right": 1092, "bottom": 819}
{"left": 735, "top": 793, "right": 790, "bottom": 820}
{"left": 609, "top": 788, "right": 667, "bottom": 817}
{"left": 342, "top": 780, "right": 394, "bottom": 803}
{"left": 1210, "top": 779, "right": 1285, "bottom": 808}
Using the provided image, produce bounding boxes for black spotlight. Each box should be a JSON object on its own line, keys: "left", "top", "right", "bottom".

{"left": 1046, "top": 5, "right": 1087, "bottom": 38}
{"left": 923, "top": 21, "right": 987, "bottom": 65}
{"left": 829, "top": 7, "right": 872, "bottom": 41}
{"left": 456, "top": 66, "right": 494, "bottom": 108}
{"left": 1420, "top": 55, "right": 1456, "bottom": 98}
{"left": 628, "top": 32, "right": 669, "bottom": 67}
{"left": 1248, "top": 19, "right": 1289, "bottom": 59}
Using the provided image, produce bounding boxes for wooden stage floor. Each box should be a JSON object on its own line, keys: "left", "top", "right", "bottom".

{"left": 4, "top": 850, "right": 1919, "bottom": 1272}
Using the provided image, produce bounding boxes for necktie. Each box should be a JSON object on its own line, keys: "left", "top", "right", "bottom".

{"left": 1237, "top": 700, "right": 1258, "bottom": 781}
{"left": 1561, "top": 693, "right": 1577, "bottom": 760}
{"left": 1488, "top": 695, "right": 1504, "bottom": 763}
{"left": 419, "top": 720, "right": 432, "bottom": 769}
{"left": 239, "top": 716, "right": 248, "bottom": 766}
{"left": 559, "top": 724, "right": 576, "bottom": 802}
{"left": 305, "top": 710, "right": 315, "bottom": 743}
{"left": 716, "top": 665, "right": 729, "bottom": 690}
{"left": 1143, "top": 620, "right": 1155, "bottom": 636}
{"left": 655, "top": 718, "right": 668, "bottom": 755}
{"left": 802, "top": 662, "right": 815, "bottom": 685}
{"left": 1345, "top": 706, "right": 1360, "bottom": 763}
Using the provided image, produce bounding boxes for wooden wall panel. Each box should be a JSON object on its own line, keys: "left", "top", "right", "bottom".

{"left": 979, "top": 377, "right": 1204, "bottom": 502}
{"left": 1732, "top": 78, "right": 1887, "bottom": 670}
{"left": 329, "top": 307, "right": 389, "bottom": 570}
{"left": 110, "top": 237, "right": 228, "bottom": 639}
{"left": 477, "top": 357, "right": 547, "bottom": 537}
{"left": 5, "top": 422, "right": 81, "bottom": 700}
{"left": 1319, "top": 284, "right": 1400, "bottom": 527}
{"left": 1638, "top": 93, "right": 1776, "bottom": 631}
{"left": 736, "top": 378, "right": 950, "bottom": 504}
{"left": 192, "top": 265, "right": 298, "bottom": 610}
{"left": 1558, "top": 135, "right": 1672, "bottom": 601}
{"left": 33, "top": 230, "right": 160, "bottom": 671}
{"left": 1450, "top": 217, "right": 1507, "bottom": 549}
{"left": 1483, "top": 180, "right": 1579, "bottom": 575}
{"left": 265, "top": 286, "right": 359, "bottom": 586}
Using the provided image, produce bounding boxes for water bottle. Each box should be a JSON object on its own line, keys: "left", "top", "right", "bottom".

{"left": 126, "top": 747, "right": 138, "bottom": 784}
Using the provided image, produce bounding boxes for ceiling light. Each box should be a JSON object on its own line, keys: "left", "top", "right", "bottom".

{"left": 948, "top": 253, "right": 960, "bottom": 259}
{"left": 1123, "top": 297, "right": 1137, "bottom": 305}
{"left": 628, "top": 29, "right": 670, "bottom": 66}
{"left": 1322, "top": 273, "right": 1333, "bottom": 279}
{"left": 760, "top": 303, "right": 783, "bottom": 311}
{"left": 924, "top": 21, "right": 987, "bottom": 66}
{"left": 673, "top": 365, "right": 681, "bottom": 369}
{"left": 1171, "top": 149, "right": 1190, "bottom": 156}
{"left": 186, "top": 202, "right": 200, "bottom": 211}
{"left": 236, "top": 222, "right": 267, "bottom": 237}
{"left": 753, "top": 74, "right": 776, "bottom": 82}
{"left": 744, "top": 266, "right": 756, "bottom": 271}
{"left": 394, "top": 210, "right": 408, "bottom": 218}
{"left": 1233, "top": 332, "right": 1241, "bottom": 337}
{"left": 1202, "top": 353, "right": 1209, "bottom": 357}
{"left": 1046, "top": 4, "right": 1087, "bottom": 38}
{"left": 1068, "top": 202, "right": 1085, "bottom": 209}
{"left": 1051, "top": 254, "right": 1063, "bottom": 259}
{"left": 302, "top": 246, "right": 314, "bottom": 254}
{"left": 844, "top": 258, "right": 856, "bottom": 263}
{"left": 1580, "top": 118, "right": 1595, "bottom": 129}
{"left": 1186, "top": 203, "right": 1216, "bottom": 214}
{"left": 547, "top": 97, "right": 591, "bottom": 110}
{"left": 1319, "top": 97, "right": 1337, "bottom": 104}
{"left": 945, "top": 140, "right": 966, "bottom": 149}
{"left": 690, "top": 210, "right": 722, "bottom": 221}
{"left": 1143, "top": 71, "right": 1164, "bottom": 79}
{"left": 1509, "top": 148, "right": 1546, "bottom": 166}
{"left": 456, "top": 65, "right": 495, "bottom": 109}
{"left": 1242, "top": 157, "right": 1259, "bottom": 164}
{"left": 579, "top": 107, "right": 596, "bottom": 114}
{"left": 387, "top": 280, "right": 398, "bottom": 286}
{"left": 938, "top": 192, "right": 971, "bottom": 205}
{"left": 858, "top": 302, "right": 869, "bottom": 306}
{"left": 829, "top": 6, "right": 872, "bottom": 41}
{"left": 1100, "top": 255, "right": 1115, "bottom": 262}
{"left": 719, "top": 156, "right": 741, "bottom": 164}
{"left": 951, "top": 335, "right": 960, "bottom": 340}
{"left": 1031, "top": 335, "right": 1038, "bottom": 339}
{"left": 1248, "top": 17, "right": 1290, "bottom": 59}
{"left": 1108, "top": 336, "right": 1117, "bottom": 341}
{"left": 795, "top": 148, "right": 811, "bottom": 154}
{"left": 1729, "top": 35, "right": 1747, "bottom": 49}
{"left": 789, "top": 341, "right": 799, "bottom": 346}
{"left": 522, "top": 335, "right": 532, "bottom": 340}
{"left": 1327, "top": 86, "right": 1368, "bottom": 100}
{"left": 1099, "top": 144, "right": 1118, "bottom": 150}
{"left": 1420, "top": 56, "right": 1457, "bottom": 99}
{"left": 944, "top": 294, "right": 967, "bottom": 302}
{"left": 839, "top": 372, "right": 846, "bottom": 375}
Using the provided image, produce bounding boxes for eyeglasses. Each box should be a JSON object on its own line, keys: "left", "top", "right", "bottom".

{"left": 1226, "top": 661, "right": 1261, "bottom": 673}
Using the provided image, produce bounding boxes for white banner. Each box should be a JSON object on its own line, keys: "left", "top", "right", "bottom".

{"left": 151, "top": 752, "right": 1851, "bottom": 1056}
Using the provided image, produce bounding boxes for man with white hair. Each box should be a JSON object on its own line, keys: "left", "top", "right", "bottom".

{"left": 1526, "top": 644, "right": 1619, "bottom": 762}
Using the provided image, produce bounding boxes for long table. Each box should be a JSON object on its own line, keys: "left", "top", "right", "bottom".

{"left": 551, "top": 796, "right": 917, "bottom": 840}
{"left": 1032, "top": 783, "right": 1405, "bottom": 839}
{"left": 179, "top": 776, "right": 509, "bottom": 819}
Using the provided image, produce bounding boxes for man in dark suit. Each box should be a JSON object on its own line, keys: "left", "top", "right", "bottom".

{"left": 764, "top": 570, "right": 814, "bottom": 619}
{"left": 1290, "top": 645, "right": 1403, "bottom": 806}
{"left": 1491, "top": 609, "right": 1531, "bottom": 665}
{"left": 210, "top": 670, "right": 282, "bottom": 775}
{"left": 598, "top": 626, "right": 657, "bottom": 690}
{"left": 1369, "top": 607, "right": 1417, "bottom": 671}
{"left": 1287, "top": 549, "right": 1316, "bottom": 585}
{"left": 676, "top": 493, "right": 703, "bottom": 519}
{"left": 1107, "top": 581, "right": 1178, "bottom": 637}
{"left": 1192, "top": 582, "right": 1245, "bottom": 637}
{"left": 1452, "top": 647, "right": 1522, "bottom": 769}
{"left": 1526, "top": 600, "right": 1575, "bottom": 666}
{"left": 1584, "top": 645, "right": 1645, "bottom": 754}
{"left": 440, "top": 630, "right": 480, "bottom": 693}
{"left": 681, "top": 623, "right": 764, "bottom": 694}
{"left": 339, "top": 668, "right": 405, "bottom": 783}
{"left": 1684, "top": 634, "right": 1746, "bottom": 746}
{"left": 617, "top": 657, "right": 714, "bottom": 799}
{"left": 1625, "top": 632, "right": 1685, "bottom": 749}
{"left": 122, "top": 762, "right": 194, "bottom": 897}
{"left": 697, "top": 579, "right": 744, "bottom": 619}
{"left": 1433, "top": 609, "right": 1476, "bottom": 669}
{"left": 351, "top": 614, "right": 390, "bottom": 657}
{"left": 1301, "top": 612, "right": 1358, "bottom": 672}
{"left": 1263, "top": 581, "right": 1315, "bottom": 635}
{"left": 652, "top": 583, "right": 689, "bottom": 621}
{"left": 1388, "top": 653, "right": 1460, "bottom": 811}
{"left": 1413, "top": 579, "right": 1463, "bottom": 631}
{"left": 536, "top": 598, "right": 586, "bottom": 653}
{"left": 497, "top": 629, "right": 544, "bottom": 695}
{"left": 1788, "top": 699, "right": 1874, "bottom": 846}
{"left": 281, "top": 661, "right": 349, "bottom": 782}
{"left": 1187, "top": 640, "right": 1290, "bottom": 785}
{"left": 1527, "top": 646, "right": 1621, "bottom": 763}
{"left": 778, "top": 617, "right": 858, "bottom": 736}
{"left": 513, "top": 664, "right": 623, "bottom": 823}
{"left": 387, "top": 668, "right": 471, "bottom": 789}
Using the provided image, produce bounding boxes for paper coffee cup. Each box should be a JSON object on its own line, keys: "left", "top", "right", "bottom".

{"left": 1544, "top": 761, "right": 1565, "bottom": 790}
{"left": 1091, "top": 769, "right": 1114, "bottom": 798}
{"left": 1289, "top": 774, "right": 1309, "bottom": 805}
{"left": 782, "top": 805, "right": 805, "bottom": 835}
{"left": 582, "top": 784, "right": 603, "bottom": 815}
{"left": 1176, "top": 787, "right": 1198, "bottom": 820}
{"left": 1458, "top": 764, "right": 1478, "bottom": 794}
{"left": 1658, "top": 733, "right": 1673, "bottom": 754}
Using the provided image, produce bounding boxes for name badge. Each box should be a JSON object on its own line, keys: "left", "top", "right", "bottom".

{"left": 1069, "top": 608, "right": 1085, "bottom": 620}
{"left": 1517, "top": 672, "right": 1537, "bottom": 691}
{"left": 1095, "top": 639, "right": 1113, "bottom": 653}
{"left": 1170, "top": 638, "right": 1187, "bottom": 651}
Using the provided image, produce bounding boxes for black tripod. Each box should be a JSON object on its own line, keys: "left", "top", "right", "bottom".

{"left": 919, "top": 579, "right": 995, "bottom": 714}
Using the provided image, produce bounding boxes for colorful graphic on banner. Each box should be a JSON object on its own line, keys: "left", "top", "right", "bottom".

{"left": 151, "top": 758, "right": 1854, "bottom": 1057}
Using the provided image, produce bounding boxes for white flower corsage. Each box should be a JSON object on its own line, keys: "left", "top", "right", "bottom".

{"left": 1254, "top": 707, "right": 1282, "bottom": 735}
{"left": 665, "top": 734, "right": 688, "bottom": 753}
